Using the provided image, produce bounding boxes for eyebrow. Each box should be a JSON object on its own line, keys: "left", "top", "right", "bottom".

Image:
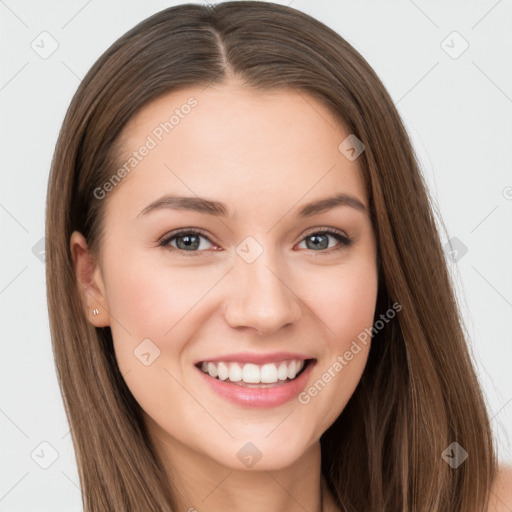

{"left": 137, "top": 193, "right": 368, "bottom": 219}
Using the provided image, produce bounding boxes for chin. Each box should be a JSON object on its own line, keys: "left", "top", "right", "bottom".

{"left": 205, "top": 434, "right": 316, "bottom": 472}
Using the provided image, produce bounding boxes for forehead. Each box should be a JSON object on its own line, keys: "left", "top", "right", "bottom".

{"left": 109, "top": 82, "right": 367, "bottom": 219}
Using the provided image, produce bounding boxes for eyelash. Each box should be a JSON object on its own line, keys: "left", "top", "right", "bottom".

{"left": 158, "top": 227, "right": 353, "bottom": 256}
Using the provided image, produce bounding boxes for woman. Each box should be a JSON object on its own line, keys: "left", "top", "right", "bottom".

{"left": 45, "top": 2, "right": 512, "bottom": 510}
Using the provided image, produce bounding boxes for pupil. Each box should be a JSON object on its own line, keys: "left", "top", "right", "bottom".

{"left": 307, "top": 234, "right": 328, "bottom": 250}
{"left": 178, "top": 235, "right": 199, "bottom": 250}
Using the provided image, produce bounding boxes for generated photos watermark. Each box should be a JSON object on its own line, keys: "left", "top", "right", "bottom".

{"left": 298, "top": 301, "right": 402, "bottom": 405}
{"left": 93, "top": 97, "right": 198, "bottom": 200}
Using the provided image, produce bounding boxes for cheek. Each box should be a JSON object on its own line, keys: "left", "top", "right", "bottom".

{"left": 102, "top": 249, "right": 225, "bottom": 407}
{"left": 103, "top": 251, "right": 208, "bottom": 345}
{"left": 296, "top": 258, "right": 378, "bottom": 427}
{"left": 303, "top": 258, "right": 378, "bottom": 348}
{"left": 102, "top": 254, "right": 204, "bottom": 429}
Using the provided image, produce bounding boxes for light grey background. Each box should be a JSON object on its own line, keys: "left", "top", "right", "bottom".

{"left": 1, "top": 0, "right": 511, "bottom": 510}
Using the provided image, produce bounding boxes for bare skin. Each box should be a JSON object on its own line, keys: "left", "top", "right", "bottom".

{"left": 488, "top": 465, "right": 512, "bottom": 511}
{"left": 70, "top": 80, "right": 381, "bottom": 512}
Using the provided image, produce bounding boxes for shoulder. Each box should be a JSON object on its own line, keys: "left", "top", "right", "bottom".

{"left": 486, "top": 464, "right": 512, "bottom": 512}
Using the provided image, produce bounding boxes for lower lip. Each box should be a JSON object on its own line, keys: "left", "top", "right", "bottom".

{"left": 196, "top": 360, "right": 316, "bottom": 408}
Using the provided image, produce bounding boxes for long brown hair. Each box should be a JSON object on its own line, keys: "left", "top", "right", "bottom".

{"left": 45, "top": 2, "right": 497, "bottom": 510}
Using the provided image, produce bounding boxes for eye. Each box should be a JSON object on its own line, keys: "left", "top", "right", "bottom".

{"left": 159, "top": 229, "right": 215, "bottom": 254}
{"left": 296, "top": 228, "right": 353, "bottom": 254}
{"left": 159, "top": 227, "right": 353, "bottom": 255}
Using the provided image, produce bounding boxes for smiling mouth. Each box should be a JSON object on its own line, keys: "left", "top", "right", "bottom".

{"left": 195, "top": 358, "right": 314, "bottom": 388}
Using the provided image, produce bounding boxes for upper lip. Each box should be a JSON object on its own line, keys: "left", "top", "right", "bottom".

{"left": 194, "top": 352, "right": 314, "bottom": 366}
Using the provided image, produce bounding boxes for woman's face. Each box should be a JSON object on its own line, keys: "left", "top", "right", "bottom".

{"left": 73, "top": 82, "right": 378, "bottom": 471}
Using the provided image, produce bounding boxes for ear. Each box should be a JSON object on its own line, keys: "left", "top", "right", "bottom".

{"left": 69, "top": 230, "right": 110, "bottom": 327}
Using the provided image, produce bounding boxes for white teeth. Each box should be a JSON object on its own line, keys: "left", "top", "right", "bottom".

{"left": 260, "top": 363, "right": 278, "bottom": 383}
{"left": 228, "top": 362, "right": 242, "bottom": 382}
{"left": 207, "top": 362, "right": 218, "bottom": 378}
{"left": 287, "top": 360, "right": 297, "bottom": 379}
{"left": 277, "top": 362, "right": 289, "bottom": 381}
{"left": 242, "top": 363, "right": 260, "bottom": 383}
{"left": 217, "top": 362, "right": 229, "bottom": 381}
{"left": 200, "top": 359, "right": 307, "bottom": 384}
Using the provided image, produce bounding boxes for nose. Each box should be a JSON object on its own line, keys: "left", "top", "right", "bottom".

{"left": 223, "top": 251, "right": 302, "bottom": 336}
